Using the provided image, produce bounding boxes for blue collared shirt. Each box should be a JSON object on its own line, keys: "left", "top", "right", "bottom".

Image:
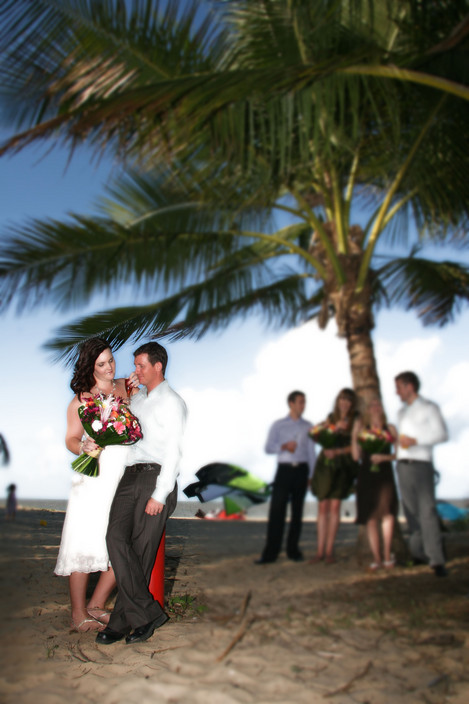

{"left": 265, "top": 415, "right": 316, "bottom": 476}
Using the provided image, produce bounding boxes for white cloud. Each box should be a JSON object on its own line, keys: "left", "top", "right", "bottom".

{"left": 179, "top": 322, "right": 468, "bottom": 500}
{"left": 3, "top": 318, "right": 468, "bottom": 502}
{"left": 179, "top": 321, "right": 353, "bottom": 487}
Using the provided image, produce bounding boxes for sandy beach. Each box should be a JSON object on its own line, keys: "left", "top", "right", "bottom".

{"left": 1, "top": 507, "right": 468, "bottom": 704}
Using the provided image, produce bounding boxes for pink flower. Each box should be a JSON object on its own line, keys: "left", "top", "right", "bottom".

{"left": 113, "top": 421, "right": 126, "bottom": 435}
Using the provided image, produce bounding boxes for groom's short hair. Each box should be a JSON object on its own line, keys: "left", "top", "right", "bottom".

{"left": 134, "top": 342, "right": 168, "bottom": 375}
{"left": 395, "top": 371, "right": 420, "bottom": 392}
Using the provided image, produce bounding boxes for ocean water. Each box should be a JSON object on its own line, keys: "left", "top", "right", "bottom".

{"left": 2, "top": 497, "right": 466, "bottom": 519}
{"left": 1, "top": 497, "right": 356, "bottom": 520}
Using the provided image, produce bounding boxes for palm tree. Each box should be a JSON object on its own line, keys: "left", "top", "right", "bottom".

{"left": 0, "top": 0, "right": 468, "bottom": 402}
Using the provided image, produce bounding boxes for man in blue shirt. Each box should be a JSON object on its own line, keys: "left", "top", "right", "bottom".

{"left": 255, "top": 391, "right": 316, "bottom": 564}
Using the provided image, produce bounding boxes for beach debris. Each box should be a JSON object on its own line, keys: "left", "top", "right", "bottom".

{"left": 46, "top": 643, "right": 59, "bottom": 659}
{"left": 239, "top": 591, "right": 252, "bottom": 621}
{"left": 418, "top": 633, "right": 464, "bottom": 647}
{"left": 184, "top": 462, "right": 271, "bottom": 517}
{"left": 427, "top": 673, "right": 451, "bottom": 690}
{"left": 216, "top": 591, "right": 255, "bottom": 662}
{"left": 324, "top": 660, "right": 372, "bottom": 698}
{"left": 216, "top": 615, "right": 257, "bottom": 662}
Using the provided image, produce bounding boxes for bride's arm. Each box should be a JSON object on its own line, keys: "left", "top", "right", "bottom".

{"left": 65, "top": 395, "right": 100, "bottom": 456}
{"left": 65, "top": 396, "right": 85, "bottom": 455}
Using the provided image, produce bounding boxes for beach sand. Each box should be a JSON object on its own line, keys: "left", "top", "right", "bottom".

{"left": 0, "top": 508, "right": 468, "bottom": 704}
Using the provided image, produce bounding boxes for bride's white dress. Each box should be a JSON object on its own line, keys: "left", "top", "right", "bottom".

{"left": 55, "top": 445, "right": 127, "bottom": 575}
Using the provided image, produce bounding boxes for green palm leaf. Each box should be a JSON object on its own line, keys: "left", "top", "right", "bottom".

{"left": 44, "top": 272, "right": 317, "bottom": 364}
{"left": 1, "top": 0, "right": 468, "bottom": 404}
{"left": 378, "top": 256, "right": 469, "bottom": 325}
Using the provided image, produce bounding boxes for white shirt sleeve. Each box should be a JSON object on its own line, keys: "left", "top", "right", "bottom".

{"left": 414, "top": 401, "right": 448, "bottom": 447}
{"left": 151, "top": 394, "right": 187, "bottom": 504}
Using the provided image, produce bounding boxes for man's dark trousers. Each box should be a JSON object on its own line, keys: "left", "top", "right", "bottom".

{"left": 106, "top": 464, "right": 177, "bottom": 633}
{"left": 261, "top": 462, "right": 309, "bottom": 561}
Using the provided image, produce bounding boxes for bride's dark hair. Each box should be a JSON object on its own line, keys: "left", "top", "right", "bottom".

{"left": 70, "top": 337, "right": 112, "bottom": 395}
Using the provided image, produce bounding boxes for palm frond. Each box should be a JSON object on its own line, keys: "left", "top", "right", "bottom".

{"left": 378, "top": 256, "right": 469, "bottom": 325}
{"left": 44, "top": 271, "right": 313, "bottom": 363}
{"left": 1, "top": 0, "right": 468, "bottom": 164}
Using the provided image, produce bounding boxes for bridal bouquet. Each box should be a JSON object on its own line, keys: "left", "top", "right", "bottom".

{"left": 72, "top": 394, "right": 143, "bottom": 477}
{"left": 357, "top": 428, "right": 394, "bottom": 472}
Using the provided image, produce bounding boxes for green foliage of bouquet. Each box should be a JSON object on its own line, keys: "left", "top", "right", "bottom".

{"left": 309, "top": 421, "right": 341, "bottom": 465}
{"left": 72, "top": 394, "right": 143, "bottom": 477}
{"left": 357, "top": 428, "right": 394, "bottom": 472}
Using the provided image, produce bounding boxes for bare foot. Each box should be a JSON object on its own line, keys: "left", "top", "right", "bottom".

{"left": 308, "top": 555, "right": 324, "bottom": 565}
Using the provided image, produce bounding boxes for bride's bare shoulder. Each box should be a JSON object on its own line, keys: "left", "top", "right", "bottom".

{"left": 114, "top": 378, "right": 127, "bottom": 397}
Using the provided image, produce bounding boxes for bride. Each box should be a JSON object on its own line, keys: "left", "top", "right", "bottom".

{"left": 55, "top": 337, "right": 137, "bottom": 632}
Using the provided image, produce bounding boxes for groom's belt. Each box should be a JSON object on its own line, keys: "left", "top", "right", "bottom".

{"left": 278, "top": 462, "right": 308, "bottom": 468}
{"left": 125, "top": 462, "right": 162, "bottom": 473}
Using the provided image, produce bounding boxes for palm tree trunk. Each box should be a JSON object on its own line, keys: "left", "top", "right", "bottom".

{"left": 346, "top": 322, "right": 381, "bottom": 405}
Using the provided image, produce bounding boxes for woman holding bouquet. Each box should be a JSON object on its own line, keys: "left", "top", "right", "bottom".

{"left": 351, "top": 398, "right": 398, "bottom": 570}
{"left": 310, "top": 388, "right": 359, "bottom": 564}
{"left": 55, "top": 337, "right": 137, "bottom": 632}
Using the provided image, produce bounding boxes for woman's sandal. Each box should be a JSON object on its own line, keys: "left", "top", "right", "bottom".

{"left": 367, "top": 562, "right": 382, "bottom": 572}
{"left": 383, "top": 559, "right": 396, "bottom": 569}
{"left": 87, "top": 607, "right": 111, "bottom": 625}
{"left": 324, "top": 555, "right": 336, "bottom": 565}
{"left": 70, "top": 617, "right": 104, "bottom": 633}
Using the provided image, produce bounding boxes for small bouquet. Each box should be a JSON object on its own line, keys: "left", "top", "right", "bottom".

{"left": 309, "top": 421, "right": 339, "bottom": 465}
{"left": 357, "top": 428, "right": 394, "bottom": 472}
{"left": 72, "top": 393, "right": 143, "bottom": 477}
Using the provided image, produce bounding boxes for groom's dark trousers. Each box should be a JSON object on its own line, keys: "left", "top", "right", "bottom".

{"left": 106, "top": 463, "right": 177, "bottom": 633}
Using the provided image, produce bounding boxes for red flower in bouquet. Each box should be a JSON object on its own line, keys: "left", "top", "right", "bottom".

{"left": 72, "top": 394, "right": 143, "bottom": 477}
{"left": 357, "top": 428, "right": 394, "bottom": 472}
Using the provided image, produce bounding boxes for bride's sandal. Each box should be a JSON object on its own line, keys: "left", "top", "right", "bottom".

{"left": 87, "top": 607, "right": 111, "bottom": 625}
{"left": 71, "top": 617, "right": 105, "bottom": 633}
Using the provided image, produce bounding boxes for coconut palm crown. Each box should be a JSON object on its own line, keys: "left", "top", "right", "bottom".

{"left": 0, "top": 0, "right": 468, "bottom": 402}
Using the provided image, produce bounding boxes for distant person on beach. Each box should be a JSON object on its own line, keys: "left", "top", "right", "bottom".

{"left": 97, "top": 342, "right": 187, "bottom": 645}
{"left": 6, "top": 484, "right": 17, "bottom": 520}
{"left": 352, "top": 399, "right": 398, "bottom": 571}
{"left": 255, "top": 391, "right": 316, "bottom": 564}
{"left": 395, "top": 371, "right": 448, "bottom": 577}
{"left": 55, "top": 337, "right": 134, "bottom": 632}
{"left": 310, "top": 388, "right": 359, "bottom": 565}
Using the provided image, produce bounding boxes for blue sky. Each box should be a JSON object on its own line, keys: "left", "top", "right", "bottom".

{"left": 1, "top": 131, "right": 468, "bottom": 502}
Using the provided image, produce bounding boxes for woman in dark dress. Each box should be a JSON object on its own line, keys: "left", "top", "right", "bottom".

{"left": 310, "top": 388, "right": 359, "bottom": 564}
{"left": 352, "top": 398, "right": 398, "bottom": 570}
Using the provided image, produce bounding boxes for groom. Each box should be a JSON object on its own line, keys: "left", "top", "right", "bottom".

{"left": 97, "top": 342, "right": 187, "bottom": 644}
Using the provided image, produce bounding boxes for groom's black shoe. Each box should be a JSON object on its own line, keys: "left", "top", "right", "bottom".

{"left": 96, "top": 627, "right": 126, "bottom": 645}
{"left": 433, "top": 564, "right": 448, "bottom": 577}
{"left": 126, "top": 613, "right": 169, "bottom": 644}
